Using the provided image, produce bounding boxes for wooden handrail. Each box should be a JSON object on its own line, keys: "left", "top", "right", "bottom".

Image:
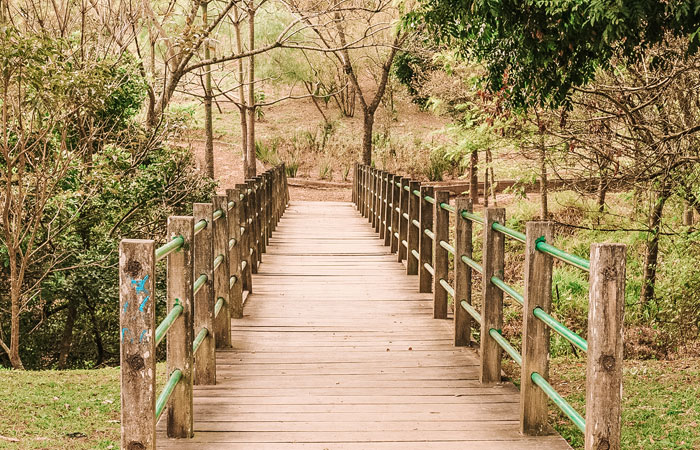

{"left": 119, "top": 165, "right": 288, "bottom": 449}
{"left": 353, "top": 163, "right": 626, "bottom": 448}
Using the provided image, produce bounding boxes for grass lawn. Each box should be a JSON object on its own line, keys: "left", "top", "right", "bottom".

{"left": 1, "top": 359, "right": 698, "bottom": 449}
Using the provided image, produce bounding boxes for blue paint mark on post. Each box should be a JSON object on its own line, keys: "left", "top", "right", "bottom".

{"left": 139, "top": 330, "right": 148, "bottom": 343}
{"left": 139, "top": 295, "right": 150, "bottom": 312}
{"left": 121, "top": 328, "right": 130, "bottom": 341}
{"left": 123, "top": 301, "right": 129, "bottom": 313}
{"left": 131, "top": 275, "right": 150, "bottom": 295}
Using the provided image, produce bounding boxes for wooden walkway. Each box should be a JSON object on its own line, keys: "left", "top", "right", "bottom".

{"left": 158, "top": 201, "right": 571, "bottom": 449}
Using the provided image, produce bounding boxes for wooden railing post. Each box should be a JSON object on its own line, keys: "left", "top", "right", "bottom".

{"left": 282, "top": 163, "right": 289, "bottom": 207}
{"left": 362, "top": 166, "right": 369, "bottom": 218}
{"left": 520, "top": 221, "right": 554, "bottom": 434}
{"left": 454, "top": 195, "right": 473, "bottom": 346}
{"left": 383, "top": 173, "right": 393, "bottom": 247}
{"left": 585, "top": 243, "right": 626, "bottom": 450}
{"left": 481, "top": 207, "right": 505, "bottom": 384}
{"left": 227, "top": 189, "right": 244, "bottom": 319}
{"left": 245, "top": 180, "right": 259, "bottom": 272}
{"left": 120, "top": 239, "right": 156, "bottom": 450}
{"left": 265, "top": 172, "right": 273, "bottom": 241}
{"left": 407, "top": 180, "right": 421, "bottom": 275}
{"left": 352, "top": 163, "right": 357, "bottom": 206}
{"left": 433, "top": 190, "right": 450, "bottom": 319}
{"left": 374, "top": 170, "right": 382, "bottom": 233}
{"left": 398, "top": 177, "right": 409, "bottom": 263}
{"left": 212, "top": 195, "right": 231, "bottom": 348}
{"left": 390, "top": 174, "right": 401, "bottom": 253}
{"left": 236, "top": 183, "right": 253, "bottom": 292}
{"left": 165, "top": 216, "right": 194, "bottom": 438}
{"left": 378, "top": 171, "right": 386, "bottom": 240}
{"left": 419, "top": 185, "right": 434, "bottom": 293}
{"left": 193, "top": 203, "right": 216, "bottom": 385}
{"left": 255, "top": 177, "right": 266, "bottom": 257}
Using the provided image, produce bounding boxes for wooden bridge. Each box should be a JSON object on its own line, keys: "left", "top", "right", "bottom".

{"left": 119, "top": 164, "right": 626, "bottom": 450}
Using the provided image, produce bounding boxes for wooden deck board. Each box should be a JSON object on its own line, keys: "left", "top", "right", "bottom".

{"left": 158, "top": 201, "right": 571, "bottom": 450}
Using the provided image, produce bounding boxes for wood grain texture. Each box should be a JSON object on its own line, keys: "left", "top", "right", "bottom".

{"left": 419, "top": 186, "right": 434, "bottom": 294}
{"left": 480, "top": 208, "right": 505, "bottom": 384}
{"left": 157, "top": 201, "right": 570, "bottom": 450}
{"left": 585, "top": 244, "right": 626, "bottom": 450}
{"left": 454, "top": 196, "right": 472, "bottom": 347}
{"left": 520, "top": 222, "right": 553, "bottom": 435}
{"left": 193, "top": 204, "right": 216, "bottom": 385}
{"left": 433, "top": 191, "right": 450, "bottom": 319}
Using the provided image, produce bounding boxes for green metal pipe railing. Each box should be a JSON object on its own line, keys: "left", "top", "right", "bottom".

{"left": 412, "top": 189, "right": 421, "bottom": 198}
{"left": 439, "top": 279, "right": 454, "bottom": 297}
{"left": 194, "top": 219, "right": 207, "bottom": 234}
{"left": 460, "top": 300, "right": 481, "bottom": 322}
{"left": 192, "top": 327, "right": 208, "bottom": 354}
{"left": 404, "top": 185, "right": 410, "bottom": 192}
{"left": 241, "top": 260, "right": 247, "bottom": 272}
{"left": 213, "top": 209, "right": 223, "bottom": 221}
{"left": 536, "top": 240, "right": 590, "bottom": 272}
{"left": 439, "top": 240, "right": 455, "bottom": 255}
{"left": 460, "top": 254, "right": 483, "bottom": 274}
{"left": 412, "top": 219, "right": 420, "bottom": 229}
{"left": 439, "top": 202, "right": 455, "bottom": 213}
{"left": 155, "top": 302, "right": 184, "bottom": 347}
{"left": 213, "top": 254, "right": 224, "bottom": 271}
{"left": 214, "top": 297, "right": 224, "bottom": 318}
{"left": 424, "top": 195, "right": 436, "bottom": 205}
{"left": 156, "top": 236, "right": 185, "bottom": 261}
{"left": 533, "top": 307, "right": 588, "bottom": 352}
{"left": 488, "top": 328, "right": 522, "bottom": 366}
{"left": 531, "top": 372, "right": 586, "bottom": 433}
{"left": 229, "top": 238, "right": 236, "bottom": 250}
{"left": 193, "top": 274, "right": 207, "bottom": 296}
{"left": 411, "top": 249, "right": 420, "bottom": 260}
{"left": 394, "top": 232, "right": 400, "bottom": 240}
{"left": 460, "top": 209, "right": 485, "bottom": 225}
{"left": 228, "top": 201, "right": 235, "bottom": 210}
{"left": 229, "top": 275, "right": 237, "bottom": 289}
{"left": 402, "top": 239, "right": 408, "bottom": 248}
{"left": 490, "top": 276, "right": 524, "bottom": 305}
{"left": 402, "top": 212, "right": 409, "bottom": 221}
{"left": 424, "top": 263, "right": 435, "bottom": 276}
{"left": 491, "top": 223, "right": 526, "bottom": 243}
{"left": 155, "top": 369, "right": 182, "bottom": 422}
{"left": 424, "top": 229, "right": 435, "bottom": 240}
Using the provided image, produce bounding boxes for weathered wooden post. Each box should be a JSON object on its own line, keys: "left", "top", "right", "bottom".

{"left": 362, "top": 166, "right": 369, "bottom": 218}
{"left": 193, "top": 204, "right": 216, "bottom": 385}
{"left": 212, "top": 195, "right": 231, "bottom": 348}
{"left": 236, "top": 183, "right": 253, "bottom": 292}
{"left": 398, "top": 177, "right": 410, "bottom": 262}
{"left": 379, "top": 171, "right": 387, "bottom": 240}
{"left": 418, "top": 185, "right": 434, "bottom": 293}
{"left": 481, "top": 207, "right": 505, "bottom": 384}
{"left": 390, "top": 174, "right": 401, "bottom": 253}
{"left": 433, "top": 190, "right": 450, "bottom": 319}
{"left": 245, "top": 180, "right": 258, "bottom": 272}
{"left": 407, "top": 180, "right": 421, "bottom": 275}
{"left": 266, "top": 172, "right": 273, "bottom": 241}
{"left": 520, "top": 222, "right": 554, "bottom": 434}
{"left": 227, "top": 189, "right": 244, "bottom": 319}
{"left": 166, "top": 216, "right": 194, "bottom": 438}
{"left": 374, "top": 170, "right": 383, "bottom": 233}
{"left": 585, "top": 243, "right": 626, "bottom": 450}
{"left": 352, "top": 163, "right": 357, "bottom": 206}
{"left": 454, "top": 196, "right": 473, "bottom": 346}
{"left": 255, "top": 176, "right": 266, "bottom": 256}
{"left": 120, "top": 239, "right": 156, "bottom": 450}
{"left": 383, "top": 173, "right": 393, "bottom": 247}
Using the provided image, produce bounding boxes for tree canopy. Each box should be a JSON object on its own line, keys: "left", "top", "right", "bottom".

{"left": 406, "top": 0, "right": 700, "bottom": 108}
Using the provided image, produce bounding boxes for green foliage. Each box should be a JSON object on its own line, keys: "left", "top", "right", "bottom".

{"left": 406, "top": 0, "right": 700, "bottom": 108}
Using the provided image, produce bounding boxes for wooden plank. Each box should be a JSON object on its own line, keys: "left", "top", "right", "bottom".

{"left": 158, "top": 200, "right": 571, "bottom": 450}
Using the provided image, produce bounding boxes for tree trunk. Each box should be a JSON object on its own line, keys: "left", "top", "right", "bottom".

{"left": 84, "top": 296, "right": 105, "bottom": 366}
{"left": 469, "top": 151, "right": 478, "bottom": 204}
{"left": 361, "top": 110, "right": 374, "bottom": 165}
{"left": 57, "top": 300, "right": 78, "bottom": 369}
{"left": 683, "top": 201, "right": 694, "bottom": 226}
{"left": 640, "top": 190, "right": 668, "bottom": 307}
{"left": 539, "top": 134, "right": 548, "bottom": 220}
{"left": 8, "top": 257, "right": 24, "bottom": 369}
{"left": 233, "top": 4, "right": 249, "bottom": 176}
{"left": 483, "top": 149, "right": 490, "bottom": 207}
{"left": 202, "top": 1, "right": 215, "bottom": 179}
{"left": 245, "top": 8, "right": 257, "bottom": 178}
